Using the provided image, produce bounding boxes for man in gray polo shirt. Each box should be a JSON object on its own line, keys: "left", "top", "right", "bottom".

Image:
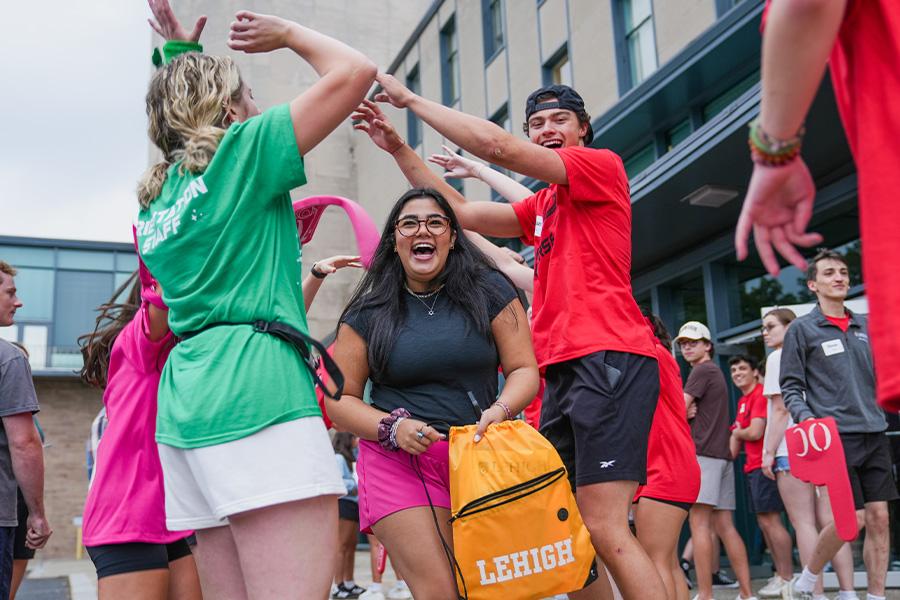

{"left": 0, "top": 260, "right": 50, "bottom": 597}
{"left": 784, "top": 249, "right": 896, "bottom": 600}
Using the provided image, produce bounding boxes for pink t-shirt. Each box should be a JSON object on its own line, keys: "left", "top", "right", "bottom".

{"left": 82, "top": 304, "right": 188, "bottom": 545}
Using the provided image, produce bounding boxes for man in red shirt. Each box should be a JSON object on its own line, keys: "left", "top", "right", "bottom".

{"left": 728, "top": 355, "right": 794, "bottom": 598}
{"left": 375, "top": 76, "right": 664, "bottom": 599}
{"left": 734, "top": 0, "right": 900, "bottom": 414}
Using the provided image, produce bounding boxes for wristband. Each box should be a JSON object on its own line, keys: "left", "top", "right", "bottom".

{"left": 310, "top": 263, "right": 327, "bottom": 279}
{"left": 748, "top": 118, "right": 804, "bottom": 167}
{"left": 493, "top": 400, "right": 512, "bottom": 420}
{"left": 378, "top": 408, "right": 411, "bottom": 451}
{"left": 152, "top": 40, "right": 204, "bottom": 68}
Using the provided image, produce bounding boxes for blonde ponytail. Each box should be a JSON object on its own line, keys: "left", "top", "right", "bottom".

{"left": 137, "top": 161, "right": 171, "bottom": 209}
{"left": 139, "top": 53, "right": 243, "bottom": 207}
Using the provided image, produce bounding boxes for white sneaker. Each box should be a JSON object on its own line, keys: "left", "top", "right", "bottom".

{"left": 736, "top": 596, "right": 758, "bottom": 600}
{"left": 386, "top": 581, "right": 412, "bottom": 600}
{"left": 782, "top": 579, "right": 813, "bottom": 600}
{"left": 758, "top": 576, "right": 791, "bottom": 598}
{"left": 691, "top": 596, "right": 719, "bottom": 600}
{"left": 359, "top": 591, "right": 386, "bottom": 600}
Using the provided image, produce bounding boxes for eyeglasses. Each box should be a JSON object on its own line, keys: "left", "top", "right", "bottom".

{"left": 395, "top": 215, "right": 450, "bottom": 237}
{"left": 760, "top": 323, "right": 781, "bottom": 334}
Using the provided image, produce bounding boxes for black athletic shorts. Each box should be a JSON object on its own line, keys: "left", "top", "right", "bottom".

{"left": 541, "top": 350, "right": 660, "bottom": 489}
{"left": 13, "top": 488, "right": 35, "bottom": 560}
{"left": 338, "top": 498, "right": 360, "bottom": 522}
{"left": 746, "top": 468, "right": 785, "bottom": 514}
{"left": 87, "top": 538, "right": 193, "bottom": 579}
{"left": 840, "top": 432, "right": 900, "bottom": 510}
{"left": 638, "top": 496, "right": 692, "bottom": 513}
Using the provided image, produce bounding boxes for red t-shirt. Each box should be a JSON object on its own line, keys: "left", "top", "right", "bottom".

{"left": 511, "top": 146, "right": 655, "bottom": 368}
{"left": 735, "top": 384, "right": 767, "bottom": 473}
{"left": 826, "top": 314, "right": 850, "bottom": 333}
{"left": 524, "top": 377, "right": 545, "bottom": 429}
{"left": 635, "top": 337, "right": 700, "bottom": 504}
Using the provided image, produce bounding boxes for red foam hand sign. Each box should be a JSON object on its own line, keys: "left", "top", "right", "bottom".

{"left": 785, "top": 418, "right": 858, "bottom": 542}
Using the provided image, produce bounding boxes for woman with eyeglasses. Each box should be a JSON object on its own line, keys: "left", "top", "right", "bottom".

{"left": 760, "top": 308, "right": 855, "bottom": 599}
{"left": 325, "top": 187, "right": 539, "bottom": 599}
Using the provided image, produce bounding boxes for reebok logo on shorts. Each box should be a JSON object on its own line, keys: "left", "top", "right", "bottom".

{"left": 599, "top": 460, "right": 616, "bottom": 469}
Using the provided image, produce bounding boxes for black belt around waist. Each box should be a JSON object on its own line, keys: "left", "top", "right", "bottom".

{"left": 180, "top": 320, "right": 344, "bottom": 400}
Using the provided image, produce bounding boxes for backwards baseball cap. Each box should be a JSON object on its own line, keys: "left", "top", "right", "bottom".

{"left": 674, "top": 321, "right": 711, "bottom": 343}
{"left": 524, "top": 84, "right": 594, "bottom": 144}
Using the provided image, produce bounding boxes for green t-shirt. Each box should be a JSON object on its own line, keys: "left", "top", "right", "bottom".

{"left": 136, "top": 104, "right": 319, "bottom": 448}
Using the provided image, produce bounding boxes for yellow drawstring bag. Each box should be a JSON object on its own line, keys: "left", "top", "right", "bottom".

{"left": 448, "top": 420, "right": 595, "bottom": 600}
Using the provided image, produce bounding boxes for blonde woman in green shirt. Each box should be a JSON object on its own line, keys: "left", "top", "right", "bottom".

{"left": 135, "top": 10, "right": 375, "bottom": 600}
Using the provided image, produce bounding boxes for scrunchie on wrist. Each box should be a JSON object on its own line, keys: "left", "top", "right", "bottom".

{"left": 378, "top": 408, "right": 411, "bottom": 451}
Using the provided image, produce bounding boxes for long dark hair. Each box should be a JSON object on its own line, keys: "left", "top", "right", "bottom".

{"left": 340, "top": 188, "right": 517, "bottom": 379}
{"left": 641, "top": 306, "right": 672, "bottom": 348}
{"left": 332, "top": 432, "right": 356, "bottom": 467}
{"left": 78, "top": 272, "right": 142, "bottom": 388}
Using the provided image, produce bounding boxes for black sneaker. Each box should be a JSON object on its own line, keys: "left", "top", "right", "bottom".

{"left": 712, "top": 569, "right": 739, "bottom": 588}
{"left": 680, "top": 559, "right": 694, "bottom": 590}
{"left": 333, "top": 583, "right": 363, "bottom": 599}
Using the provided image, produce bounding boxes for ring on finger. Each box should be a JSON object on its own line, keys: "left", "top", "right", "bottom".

{"left": 416, "top": 429, "right": 425, "bottom": 440}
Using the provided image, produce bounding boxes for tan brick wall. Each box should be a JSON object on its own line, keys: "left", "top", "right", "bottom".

{"left": 32, "top": 377, "right": 103, "bottom": 559}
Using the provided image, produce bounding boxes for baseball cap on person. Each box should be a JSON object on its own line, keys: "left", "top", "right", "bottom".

{"left": 674, "top": 321, "right": 711, "bottom": 343}
{"left": 523, "top": 84, "right": 594, "bottom": 144}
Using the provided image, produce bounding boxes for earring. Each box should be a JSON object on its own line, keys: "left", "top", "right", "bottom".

{"left": 450, "top": 243, "right": 455, "bottom": 250}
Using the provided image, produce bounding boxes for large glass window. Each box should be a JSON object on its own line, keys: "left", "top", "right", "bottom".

{"left": 115, "top": 252, "right": 138, "bottom": 273}
{"left": 664, "top": 119, "right": 692, "bottom": 151}
{"left": 12, "top": 268, "right": 54, "bottom": 321}
{"left": 58, "top": 249, "right": 115, "bottom": 271}
{"left": 622, "top": 0, "right": 658, "bottom": 88}
{"left": 441, "top": 17, "right": 460, "bottom": 106}
{"left": 406, "top": 66, "right": 423, "bottom": 149}
{"left": 0, "top": 245, "right": 54, "bottom": 268}
{"left": 483, "top": 0, "right": 505, "bottom": 61}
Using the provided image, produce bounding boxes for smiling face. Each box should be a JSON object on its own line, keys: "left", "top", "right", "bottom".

{"left": 678, "top": 338, "right": 711, "bottom": 365}
{"left": 761, "top": 314, "right": 788, "bottom": 349}
{"left": 808, "top": 258, "right": 850, "bottom": 303}
{"left": 730, "top": 360, "right": 758, "bottom": 393}
{"left": 0, "top": 272, "right": 23, "bottom": 327}
{"left": 393, "top": 197, "right": 457, "bottom": 291}
{"left": 526, "top": 102, "right": 589, "bottom": 149}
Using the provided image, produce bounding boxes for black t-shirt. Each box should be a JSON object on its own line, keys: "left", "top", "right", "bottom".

{"left": 342, "top": 269, "right": 518, "bottom": 430}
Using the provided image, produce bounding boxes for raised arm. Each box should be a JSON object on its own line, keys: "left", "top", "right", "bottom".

{"left": 352, "top": 100, "right": 522, "bottom": 237}
{"left": 428, "top": 145, "right": 534, "bottom": 204}
{"left": 464, "top": 232, "right": 534, "bottom": 295}
{"left": 148, "top": 0, "right": 207, "bottom": 42}
{"left": 228, "top": 12, "right": 376, "bottom": 156}
{"left": 376, "top": 73, "right": 568, "bottom": 185}
{"left": 734, "top": 0, "right": 845, "bottom": 274}
{"left": 302, "top": 255, "right": 362, "bottom": 312}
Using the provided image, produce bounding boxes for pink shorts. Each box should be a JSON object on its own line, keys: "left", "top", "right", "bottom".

{"left": 357, "top": 439, "right": 450, "bottom": 533}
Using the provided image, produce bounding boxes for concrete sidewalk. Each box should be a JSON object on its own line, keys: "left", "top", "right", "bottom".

{"left": 16, "top": 554, "right": 900, "bottom": 599}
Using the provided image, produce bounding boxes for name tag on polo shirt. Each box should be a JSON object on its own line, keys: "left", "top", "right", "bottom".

{"left": 534, "top": 216, "right": 544, "bottom": 237}
{"left": 822, "top": 339, "right": 845, "bottom": 356}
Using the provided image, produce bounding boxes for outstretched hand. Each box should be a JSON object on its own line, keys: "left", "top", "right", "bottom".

{"left": 735, "top": 159, "right": 823, "bottom": 275}
{"left": 428, "top": 145, "right": 483, "bottom": 180}
{"left": 147, "top": 0, "right": 206, "bottom": 42}
{"left": 374, "top": 72, "right": 416, "bottom": 109}
{"left": 351, "top": 99, "right": 405, "bottom": 154}
{"left": 227, "top": 11, "right": 291, "bottom": 54}
{"left": 316, "top": 255, "right": 363, "bottom": 275}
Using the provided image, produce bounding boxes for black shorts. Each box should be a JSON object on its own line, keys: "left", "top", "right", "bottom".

{"left": 13, "top": 488, "right": 35, "bottom": 560}
{"left": 338, "top": 498, "right": 360, "bottom": 522}
{"left": 87, "top": 538, "right": 193, "bottom": 579}
{"left": 746, "top": 469, "right": 785, "bottom": 514}
{"left": 841, "top": 432, "right": 900, "bottom": 510}
{"left": 541, "top": 350, "right": 660, "bottom": 489}
{"left": 638, "top": 496, "right": 692, "bottom": 513}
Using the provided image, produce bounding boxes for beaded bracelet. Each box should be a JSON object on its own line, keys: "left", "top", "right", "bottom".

{"left": 377, "top": 408, "right": 411, "bottom": 451}
{"left": 493, "top": 400, "right": 512, "bottom": 420}
{"left": 748, "top": 118, "right": 804, "bottom": 167}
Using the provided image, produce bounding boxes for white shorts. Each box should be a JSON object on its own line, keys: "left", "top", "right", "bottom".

{"left": 695, "top": 456, "right": 736, "bottom": 510}
{"left": 159, "top": 417, "right": 345, "bottom": 530}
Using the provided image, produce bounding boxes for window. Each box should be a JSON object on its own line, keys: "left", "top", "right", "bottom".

{"left": 58, "top": 249, "right": 114, "bottom": 271}
{"left": 543, "top": 46, "right": 572, "bottom": 87}
{"left": 406, "top": 66, "right": 423, "bottom": 149}
{"left": 440, "top": 17, "right": 461, "bottom": 106}
{"left": 664, "top": 119, "right": 692, "bottom": 151}
{"left": 715, "top": 0, "right": 745, "bottom": 17}
{"left": 701, "top": 70, "right": 759, "bottom": 123}
{"left": 13, "top": 268, "right": 54, "bottom": 322}
{"left": 619, "top": 0, "right": 658, "bottom": 90}
{"left": 0, "top": 245, "right": 54, "bottom": 268}
{"left": 623, "top": 143, "right": 656, "bottom": 179}
{"left": 482, "top": 0, "right": 505, "bottom": 61}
